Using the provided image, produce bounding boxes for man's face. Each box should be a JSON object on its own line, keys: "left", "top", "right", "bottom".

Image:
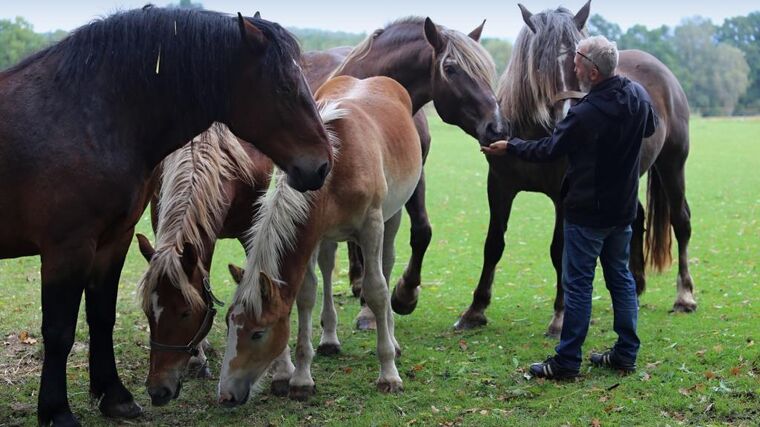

{"left": 574, "top": 49, "right": 594, "bottom": 92}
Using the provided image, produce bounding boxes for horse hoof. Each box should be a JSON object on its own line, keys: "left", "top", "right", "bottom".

{"left": 99, "top": 399, "right": 143, "bottom": 420}
{"left": 671, "top": 300, "right": 697, "bottom": 313}
{"left": 270, "top": 379, "right": 290, "bottom": 397}
{"left": 289, "top": 384, "right": 316, "bottom": 401}
{"left": 391, "top": 284, "right": 419, "bottom": 315}
{"left": 376, "top": 378, "right": 403, "bottom": 393}
{"left": 356, "top": 316, "right": 377, "bottom": 331}
{"left": 453, "top": 311, "right": 487, "bottom": 330}
{"left": 317, "top": 343, "right": 341, "bottom": 356}
{"left": 41, "top": 412, "right": 81, "bottom": 427}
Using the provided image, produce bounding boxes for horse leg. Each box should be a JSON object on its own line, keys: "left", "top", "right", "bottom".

{"left": 390, "top": 170, "right": 431, "bottom": 315}
{"left": 382, "top": 212, "right": 403, "bottom": 356}
{"left": 546, "top": 202, "right": 565, "bottom": 339}
{"left": 658, "top": 160, "right": 697, "bottom": 312}
{"left": 37, "top": 244, "right": 93, "bottom": 426}
{"left": 360, "top": 210, "right": 402, "bottom": 393}
{"left": 289, "top": 252, "right": 318, "bottom": 401}
{"left": 455, "top": 171, "right": 516, "bottom": 330}
{"left": 269, "top": 346, "right": 294, "bottom": 397}
{"left": 85, "top": 231, "right": 142, "bottom": 420}
{"left": 317, "top": 240, "right": 341, "bottom": 356}
{"left": 630, "top": 201, "right": 647, "bottom": 297}
{"left": 347, "top": 242, "right": 364, "bottom": 298}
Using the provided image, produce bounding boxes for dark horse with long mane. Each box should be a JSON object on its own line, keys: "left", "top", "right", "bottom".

{"left": 0, "top": 6, "right": 332, "bottom": 425}
{"left": 455, "top": 1, "right": 696, "bottom": 336}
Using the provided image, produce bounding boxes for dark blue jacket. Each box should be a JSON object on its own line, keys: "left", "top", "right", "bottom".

{"left": 507, "top": 75, "right": 657, "bottom": 227}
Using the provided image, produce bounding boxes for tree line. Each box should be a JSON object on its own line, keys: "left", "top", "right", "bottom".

{"left": 1, "top": 5, "right": 757, "bottom": 116}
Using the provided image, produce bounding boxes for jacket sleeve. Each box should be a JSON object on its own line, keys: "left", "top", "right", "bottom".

{"left": 506, "top": 108, "right": 588, "bottom": 162}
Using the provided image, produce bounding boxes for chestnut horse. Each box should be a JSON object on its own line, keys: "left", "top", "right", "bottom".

{"left": 136, "top": 15, "right": 503, "bottom": 402}
{"left": 455, "top": 1, "right": 695, "bottom": 337}
{"left": 218, "top": 76, "right": 422, "bottom": 405}
{"left": 0, "top": 7, "right": 331, "bottom": 425}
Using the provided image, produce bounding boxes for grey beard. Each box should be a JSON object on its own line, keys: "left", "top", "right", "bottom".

{"left": 579, "top": 77, "right": 592, "bottom": 92}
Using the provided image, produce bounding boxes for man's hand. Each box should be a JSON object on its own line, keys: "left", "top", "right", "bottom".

{"left": 480, "top": 140, "right": 509, "bottom": 156}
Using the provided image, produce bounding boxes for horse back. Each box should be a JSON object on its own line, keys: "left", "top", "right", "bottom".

{"left": 617, "top": 49, "right": 690, "bottom": 169}
{"left": 315, "top": 76, "right": 421, "bottom": 225}
{"left": 303, "top": 46, "right": 352, "bottom": 91}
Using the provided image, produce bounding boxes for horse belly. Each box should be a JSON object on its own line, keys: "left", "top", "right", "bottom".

{"left": 381, "top": 168, "right": 421, "bottom": 221}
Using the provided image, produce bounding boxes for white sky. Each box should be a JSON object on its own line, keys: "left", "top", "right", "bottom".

{"left": 1, "top": 0, "right": 757, "bottom": 41}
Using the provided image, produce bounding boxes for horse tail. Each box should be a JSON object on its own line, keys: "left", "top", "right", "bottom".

{"left": 644, "top": 166, "right": 673, "bottom": 272}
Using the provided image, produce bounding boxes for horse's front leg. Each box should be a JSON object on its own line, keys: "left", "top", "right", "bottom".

{"left": 455, "top": 169, "right": 516, "bottom": 330}
{"left": 547, "top": 201, "right": 565, "bottom": 339}
{"left": 289, "top": 252, "right": 319, "bottom": 401}
{"left": 85, "top": 230, "right": 142, "bottom": 420}
{"left": 317, "top": 240, "right": 341, "bottom": 355}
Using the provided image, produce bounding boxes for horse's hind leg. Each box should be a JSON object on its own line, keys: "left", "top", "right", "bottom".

{"left": 546, "top": 201, "right": 565, "bottom": 339}
{"left": 360, "top": 210, "right": 402, "bottom": 393}
{"left": 455, "top": 170, "right": 516, "bottom": 330}
{"left": 86, "top": 231, "right": 142, "bottom": 419}
{"left": 391, "top": 169, "right": 432, "bottom": 315}
{"left": 382, "top": 212, "right": 403, "bottom": 356}
{"left": 289, "top": 252, "right": 319, "bottom": 401}
{"left": 347, "top": 242, "right": 364, "bottom": 297}
{"left": 658, "top": 159, "right": 697, "bottom": 312}
{"left": 317, "top": 240, "right": 341, "bottom": 355}
{"left": 630, "top": 201, "right": 647, "bottom": 297}
{"left": 37, "top": 243, "right": 93, "bottom": 426}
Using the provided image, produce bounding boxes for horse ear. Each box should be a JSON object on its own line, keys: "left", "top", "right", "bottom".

{"left": 237, "top": 12, "right": 267, "bottom": 53}
{"left": 258, "top": 272, "right": 281, "bottom": 303}
{"left": 228, "top": 264, "right": 244, "bottom": 285}
{"left": 518, "top": 3, "right": 537, "bottom": 34}
{"left": 180, "top": 242, "right": 198, "bottom": 276}
{"left": 468, "top": 19, "right": 486, "bottom": 42}
{"left": 573, "top": 0, "right": 592, "bottom": 31}
{"left": 136, "top": 234, "right": 155, "bottom": 262}
{"left": 253, "top": 11, "right": 261, "bottom": 19}
{"left": 423, "top": 17, "right": 445, "bottom": 54}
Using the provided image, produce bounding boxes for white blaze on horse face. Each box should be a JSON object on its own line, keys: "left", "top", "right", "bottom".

{"left": 557, "top": 47, "right": 572, "bottom": 120}
{"left": 151, "top": 292, "right": 164, "bottom": 324}
{"left": 219, "top": 303, "right": 244, "bottom": 391}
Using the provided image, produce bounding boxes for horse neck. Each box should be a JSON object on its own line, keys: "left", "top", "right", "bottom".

{"left": 335, "top": 41, "right": 432, "bottom": 113}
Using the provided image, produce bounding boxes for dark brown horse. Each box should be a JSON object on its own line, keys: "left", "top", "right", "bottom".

{"left": 0, "top": 7, "right": 332, "bottom": 425}
{"left": 455, "top": 1, "right": 696, "bottom": 336}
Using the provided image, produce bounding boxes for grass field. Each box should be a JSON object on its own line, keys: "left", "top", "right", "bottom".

{"left": 1, "top": 115, "right": 758, "bottom": 426}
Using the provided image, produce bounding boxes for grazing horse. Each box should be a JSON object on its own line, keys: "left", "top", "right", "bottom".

{"left": 218, "top": 76, "right": 422, "bottom": 406}
{"left": 0, "top": 7, "right": 331, "bottom": 425}
{"left": 455, "top": 1, "right": 695, "bottom": 337}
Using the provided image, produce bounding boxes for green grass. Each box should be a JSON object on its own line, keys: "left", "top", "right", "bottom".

{"left": 1, "top": 116, "right": 758, "bottom": 426}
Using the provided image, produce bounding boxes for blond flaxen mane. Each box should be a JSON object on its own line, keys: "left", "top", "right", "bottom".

{"left": 139, "top": 123, "right": 255, "bottom": 311}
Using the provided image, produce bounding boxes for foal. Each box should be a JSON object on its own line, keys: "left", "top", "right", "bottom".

{"left": 218, "top": 76, "right": 422, "bottom": 405}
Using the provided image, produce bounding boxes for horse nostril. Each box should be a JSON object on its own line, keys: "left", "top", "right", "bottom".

{"left": 317, "top": 161, "right": 330, "bottom": 180}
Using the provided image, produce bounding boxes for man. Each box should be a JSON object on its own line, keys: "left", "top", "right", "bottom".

{"left": 482, "top": 36, "right": 657, "bottom": 379}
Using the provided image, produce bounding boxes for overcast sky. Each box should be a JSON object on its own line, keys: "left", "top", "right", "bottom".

{"left": 2, "top": 0, "right": 757, "bottom": 40}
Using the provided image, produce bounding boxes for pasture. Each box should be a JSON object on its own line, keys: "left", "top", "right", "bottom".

{"left": 1, "top": 115, "right": 757, "bottom": 426}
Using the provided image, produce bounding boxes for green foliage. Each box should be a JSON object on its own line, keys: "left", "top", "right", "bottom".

{"left": 0, "top": 115, "right": 758, "bottom": 426}
{"left": 588, "top": 14, "right": 622, "bottom": 41}
{"left": 716, "top": 12, "right": 760, "bottom": 115}
{"left": 481, "top": 37, "right": 512, "bottom": 76}
{"left": 0, "top": 17, "right": 64, "bottom": 70}
{"left": 289, "top": 28, "right": 366, "bottom": 52}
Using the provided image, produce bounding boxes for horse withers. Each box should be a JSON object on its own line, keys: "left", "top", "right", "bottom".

{"left": 217, "top": 76, "right": 422, "bottom": 406}
{"left": 0, "top": 7, "right": 330, "bottom": 425}
{"left": 455, "top": 1, "right": 695, "bottom": 336}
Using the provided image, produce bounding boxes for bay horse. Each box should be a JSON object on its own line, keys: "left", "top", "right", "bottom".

{"left": 455, "top": 1, "right": 696, "bottom": 337}
{"left": 0, "top": 6, "right": 332, "bottom": 425}
{"left": 218, "top": 76, "right": 422, "bottom": 406}
{"left": 134, "top": 16, "right": 504, "bottom": 402}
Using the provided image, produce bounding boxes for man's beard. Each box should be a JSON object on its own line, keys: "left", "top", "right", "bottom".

{"left": 579, "top": 75, "right": 592, "bottom": 92}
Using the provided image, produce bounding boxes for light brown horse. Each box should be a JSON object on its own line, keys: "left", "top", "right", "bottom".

{"left": 217, "top": 76, "right": 422, "bottom": 406}
{"left": 455, "top": 1, "right": 696, "bottom": 337}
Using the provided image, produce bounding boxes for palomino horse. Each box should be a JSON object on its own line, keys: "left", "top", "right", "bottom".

{"left": 0, "top": 6, "right": 331, "bottom": 425}
{"left": 455, "top": 1, "right": 695, "bottom": 337}
{"left": 136, "top": 16, "right": 504, "bottom": 402}
{"left": 218, "top": 76, "right": 422, "bottom": 405}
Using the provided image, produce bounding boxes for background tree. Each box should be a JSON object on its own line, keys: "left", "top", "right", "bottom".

{"left": 717, "top": 12, "right": 760, "bottom": 114}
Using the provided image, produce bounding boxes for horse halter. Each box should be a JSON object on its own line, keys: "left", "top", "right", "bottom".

{"left": 149, "top": 277, "right": 224, "bottom": 356}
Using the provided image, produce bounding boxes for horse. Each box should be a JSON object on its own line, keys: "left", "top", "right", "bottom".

{"left": 0, "top": 6, "right": 332, "bottom": 425}
{"left": 454, "top": 1, "right": 696, "bottom": 338}
{"left": 218, "top": 76, "right": 422, "bottom": 406}
{"left": 134, "top": 15, "right": 504, "bottom": 402}
{"left": 135, "top": 123, "right": 272, "bottom": 406}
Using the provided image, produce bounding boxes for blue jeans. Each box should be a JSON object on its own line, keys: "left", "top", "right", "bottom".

{"left": 554, "top": 220, "right": 640, "bottom": 371}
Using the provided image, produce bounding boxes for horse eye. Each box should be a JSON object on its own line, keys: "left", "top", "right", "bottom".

{"left": 180, "top": 310, "right": 191, "bottom": 319}
{"left": 251, "top": 331, "right": 266, "bottom": 341}
{"left": 444, "top": 64, "right": 457, "bottom": 76}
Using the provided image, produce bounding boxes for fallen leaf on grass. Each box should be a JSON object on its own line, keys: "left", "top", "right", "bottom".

{"left": 704, "top": 370, "right": 716, "bottom": 380}
{"left": 343, "top": 367, "right": 352, "bottom": 374}
{"left": 18, "top": 331, "right": 37, "bottom": 345}
{"left": 695, "top": 349, "right": 706, "bottom": 357}
{"left": 730, "top": 366, "right": 741, "bottom": 376}
{"left": 431, "top": 405, "right": 440, "bottom": 414}
{"left": 640, "top": 372, "right": 651, "bottom": 381}
{"left": 591, "top": 418, "right": 602, "bottom": 427}
{"left": 645, "top": 361, "right": 662, "bottom": 370}
{"left": 458, "top": 340, "right": 468, "bottom": 351}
